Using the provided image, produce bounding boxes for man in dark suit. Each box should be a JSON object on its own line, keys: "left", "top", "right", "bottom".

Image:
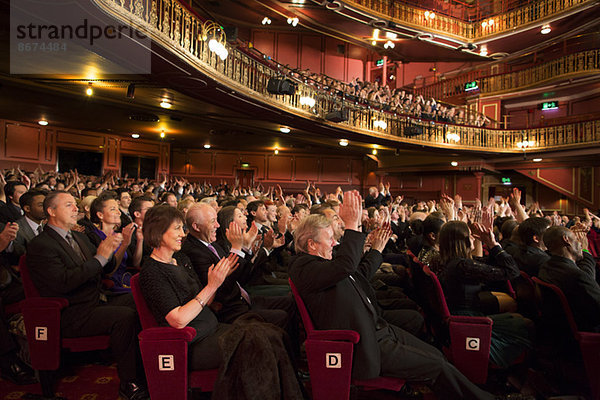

{"left": 511, "top": 217, "right": 551, "bottom": 277}
{"left": 0, "top": 181, "right": 27, "bottom": 224}
{"left": 10, "top": 190, "right": 46, "bottom": 261}
{"left": 246, "top": 200, "right": 270, "bottom": 234}
{"left": 26, "top": 191, "right": 148, "bottom": 400}
{"left": 539, "top": 225, "right": 600, "bottom": 332}
{"left": 181, "top": 203, "right": 295, "bottom": 328}
{"left": 289, "top": 191, "right": 494, "bottom": 400}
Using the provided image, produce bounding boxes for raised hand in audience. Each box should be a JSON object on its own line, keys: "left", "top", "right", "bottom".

{"left": 570, "top": 222, "right": 590, "bottom": 251}
{"left": 471, "top": 222, "right": 499, "bottom": 249}
{"left": 0, "top": 222, "right": 19, "bottom": 252}
{"left": 243, "top": 221, "right": 259, "bottom": 249}
{"left": 339, "top": 191, "right": 362, "bottom": 231}
{"left": 97, "top": 232, "right": 123, "bottom": 260}
{"left": 454, "top": 194, "right": 463, "bottom": 211}
{"left": 226, "top": 221, "right": 244, "bottom": 251}
{"left": 369, "top": 223, "right": 393, "bottom": 253}
{"left": 207, "top": 253, "right": 239, "bottom": 290}
{"left": 439, "top": 195, "right": 455, "bottom": 221}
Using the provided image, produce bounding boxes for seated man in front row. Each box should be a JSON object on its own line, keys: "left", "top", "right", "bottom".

{"left": 289, "top": 191, "right": 494, "bottom": 400}
{"left": 26, "top": 191, "right": 148, "bottom": 400}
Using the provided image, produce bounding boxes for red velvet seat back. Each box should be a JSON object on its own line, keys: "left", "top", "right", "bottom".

{"left": 130, "top": 274, "right": 160, "bottom": 330}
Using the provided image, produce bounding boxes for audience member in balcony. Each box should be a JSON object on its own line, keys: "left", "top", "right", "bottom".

{"left": 87, "top": 192, "right": 137, "bottom": 291}
{"left": 139, "top": 205, "right": 238, "bottom": 372}
{"left": 10, "top": 190, "right": 46, "bottom": 261}
{"left": 539, "top": 224, "right": 600, "bottom": 332}
{"left": 438, "top": 220, "right": 532, "bottom": 368}
{"left": 289, "top": 191, "right": 495, "bottom": 399}
{"left": 0, "top": 181, "right": 27, "bottom": 224}
{"left": 26, "top": 191, "right": 148, "bottom": 400}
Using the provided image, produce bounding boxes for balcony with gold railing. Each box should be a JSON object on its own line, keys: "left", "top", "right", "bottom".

{"left": 415, "top": 49, "right": 600, "bottom": 99}
{"left": 346, "top": 0, "right": 595, "bottom": 40}
{"left": 93, "top": 0, "right": 600, "bottom": 154}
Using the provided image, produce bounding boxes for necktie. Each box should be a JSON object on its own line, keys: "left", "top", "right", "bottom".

{"left": 36, "top": 225, "right": 42, "bottom": 236}
{"left": 66, "top": 232, "right": 86, "bottom": 263}
{"left": 206, "top": 243, "right": 220, "bottom": 259}
{"left": 206, "top": 243, "right": 251, "bottom": 304}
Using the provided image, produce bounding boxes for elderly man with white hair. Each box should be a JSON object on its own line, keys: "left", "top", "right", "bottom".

{"left": 289, "top": 191, "right": 494, "bottom": 400}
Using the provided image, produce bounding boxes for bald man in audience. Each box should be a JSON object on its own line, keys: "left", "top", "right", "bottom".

{"left": 539, "top": 225, "right": 600, "bottom": 332}
{"left": 181, "top": 203, "right": 296, "bottom": 328}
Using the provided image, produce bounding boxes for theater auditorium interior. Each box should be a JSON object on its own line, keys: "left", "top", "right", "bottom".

{"left": 1, "top": 0, "right": 600, "bottom": 399}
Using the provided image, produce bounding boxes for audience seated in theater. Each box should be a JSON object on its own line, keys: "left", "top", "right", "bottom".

{"left": 0, "top": 181, "right": 27, "bottom": 224}
{"left": 246, "top": 200, "right": 269, "bottom": 234}
{"left": 439, "top": 220, "right": 532, "bottom": 368}
{"left": 364, "top": 182, "right": 391, "bottom": 208}
{"left": 181, "top": 203, "right": 297, "bottom": 332}
{"left": 539, "top": 225, "right": 600, "bottom": 332}
{"left": 87, "top": 191, "right": 137, "bottom": 292}
{"left": 512, "top": 217, "right": 551, "bottom": 276}
{"left": 117, "top": 189, "right": 133, "bottom": 227}
{"left": 139, "top": 205, "right": 237, "bottom": 370}
{"left": 289, "top": 191, "right": 495, "bottom": 399}
{"left": 26, "top": 190, "right": 148, "bottom": 400}
{"left": 418, "top": 214, "right": 445, "bottom": 276}
{"left": 9, "top": 190, "right": 46, "bottom": 262}
{"left": 126, "top": 195, "right": 154, "bottom": 269}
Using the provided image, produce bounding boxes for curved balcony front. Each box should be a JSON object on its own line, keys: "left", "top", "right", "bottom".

{"left": 92, "top": 0, "right": 600, "bottom": 154}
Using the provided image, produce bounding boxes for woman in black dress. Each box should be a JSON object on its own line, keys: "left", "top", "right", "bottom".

{"left": 139, "top": 204, "right": 237, "bottom": 370}
{"left": 438, "top": 220, "right": 532, "bottom": 368}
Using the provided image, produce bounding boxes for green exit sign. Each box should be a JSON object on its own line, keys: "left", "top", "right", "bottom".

{"left": 375, "top": 59, "right": 385, "bottom": 67}
{"left": 464, "top": 81, "right": 479, "bottom": 91}
{"left": 540, "top": 101, "right": 558, "bottom": 110}
{"left": 241, "top": 163, "right": 250, "bottom": 168}
{"left": 502, "top": 177, "right": 512, "bottom": 185}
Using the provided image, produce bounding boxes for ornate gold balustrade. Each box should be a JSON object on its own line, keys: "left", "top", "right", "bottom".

{"left": 93, "top": 0, "right": 600, "bottom": 153}
{"left": 416, "top": 49, "right": 600, "bottom": 99}
{"left": 347, "top": 0, "right": 594, "bottom": 40}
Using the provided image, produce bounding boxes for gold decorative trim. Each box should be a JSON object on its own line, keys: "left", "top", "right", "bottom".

{"left": 536, "top": 168, "right": 575, "bottom": 195}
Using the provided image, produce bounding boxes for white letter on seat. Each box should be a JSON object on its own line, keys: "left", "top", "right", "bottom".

{"left": 35, "top": 327, "right": 48, "bottom": 341}
{"left": 158, "top": 355, "right": 174, "bottom": 371}
{"left": 466, "top": 337, "right": 480, "bottom": 351}
{"left": 326, "top": 353, "right": 341, "bottom": 368}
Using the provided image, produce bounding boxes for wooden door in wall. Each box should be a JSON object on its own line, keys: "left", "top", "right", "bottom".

{"left": 236, "top": 169, "right": 254, "bottom": 188}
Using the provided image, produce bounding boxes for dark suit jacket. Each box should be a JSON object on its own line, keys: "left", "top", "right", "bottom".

{"left": 26, "top": 226, "right": 103, "bottom": 329}
{"left": 0, "top": 202, "right": 23, "bottom": 224}
{"left": 12, "top": 216, "right": 38, "bottom": 260}
{"left": 181, "top": 234, "right": 253, "bottom": 323}
{"left": 539, "top": 251, "right": 600, "bottom": 332}
{"left": 289, "top": 230, "right": 384, "bottom": 380}
{"left": 509, "top": 245, "right": 550, "bottom": 277}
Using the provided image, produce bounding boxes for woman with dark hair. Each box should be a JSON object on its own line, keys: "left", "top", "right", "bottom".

{"left": 139, "top": 204, "right": 238, "bottom": 370}
{"left": 88, "top": 191, "right": 137, "bottom": 291}
{"left": 438, "top": 220, "right": 532, "bottom": 368}
{"left": 216, "top": 206, "right": 289, "bottom": 292}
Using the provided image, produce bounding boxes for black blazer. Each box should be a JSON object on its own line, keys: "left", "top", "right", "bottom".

{"left": 289, "top": 230, "right": 383, "bottom": 380}
{"left": 0, "top": 202, "right": 23, "bottom": 224}
{"left": 26, "top": 226, "right": 103, "bottom": 329}
{"left": 539, "top": 252, "right": 600, "bottom": 332}
{"left": 181, "top": 234, "right": 252, "bottom": 323}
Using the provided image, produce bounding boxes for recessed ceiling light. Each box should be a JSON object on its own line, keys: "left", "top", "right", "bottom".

{"left": 204, "top": 144, "right": 211, "bottom": 149}
{"left": 279, "top": 127, "right": 291, "bottom": 133}
{"left": 131, "top": 133, "right": 140, "bottom": 139}
{"left": 541, "top": 24, "right": 551, "bottom": 34}
{"left": 274, "top": 148, "right": 279, "bottom": 155}
{"left": 339, "top": 139, "right": 349, "bottom": 146}
{"left": 160, "top": 130, "right": 165, "bottom": 138}
{"left": 85, "top": 83, "right": 93, "bottom": 96}
{"left": 372, "top": 149, "right": 378, "bottom": 155}
{"left": 160, "top": 99, "right": 172, "bottom": 109}
{"left": 533, "top": 158, "right": 543, "bottom": 162}
{"left": 451, "top": 161, "right": 458, "bottom": 166}
{"left": 38, "top": 119, "right": 48, "bottom": 126}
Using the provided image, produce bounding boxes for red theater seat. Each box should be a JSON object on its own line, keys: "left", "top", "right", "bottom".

{"left": 19, "top": 255, "right": 110, "bottom": 398}
{"left": 407, "top": 254, "right": 494, "bottom": 384}
{"left": 289, "top": 278, "right": 406, "bottom": 400}
{"left": 533, "top": 277, "right": 600, "bottom": 400}
{"left": 130, "top": 274, "right": 218, "bottom": 400}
